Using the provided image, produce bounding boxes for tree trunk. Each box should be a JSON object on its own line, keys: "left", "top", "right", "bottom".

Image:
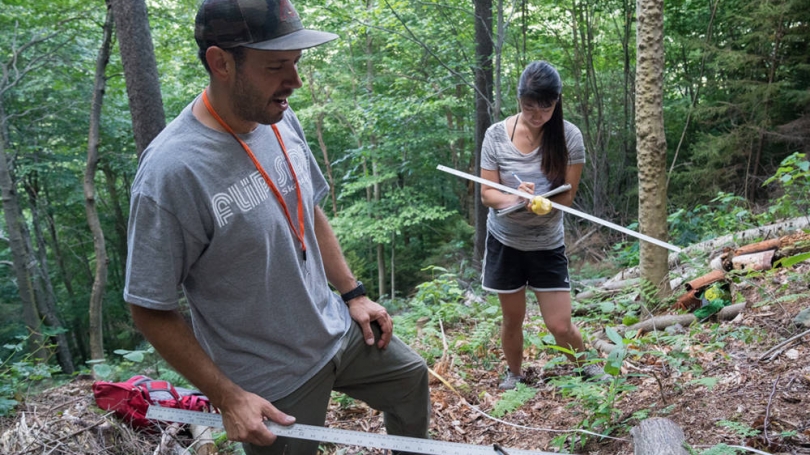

{"left": 24, "top": 179, "right": 75, "bottom": 374}
{"left": 101, "top": 162, "right": 128, "bottom": 286}
{"left": 0, "top": 99, "right": 45, "bottom": 360}
{"left": 109, "top": 0, "right": 165, "bottom": 158}
{"left": 635, "top": 0, "right": 671, "bottom": 300}
{"left": 365, "top": 0, "right": 386, "bottom": 299}
{"left": 631, "top": 417, "right": 689, "bottom": 455}
{"left": 473, "top": 0, "right": 493, "bottom": 267}
{"left": 86, "top": 3, "right": 114, "bottom": 362}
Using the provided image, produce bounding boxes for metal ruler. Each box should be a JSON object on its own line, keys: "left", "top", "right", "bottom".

{"left": 146, "top": 405, "right": 555, "bottom": 455}
{"left": 437, "top": 164, "right": 682, "bottom": 252}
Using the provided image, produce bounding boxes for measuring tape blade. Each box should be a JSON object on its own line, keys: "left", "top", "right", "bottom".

{"left": 146, "top": 406, "right": 554, "bottom": 455}
{"left": 437, "top": 165, "right": 681, "bottom": 252}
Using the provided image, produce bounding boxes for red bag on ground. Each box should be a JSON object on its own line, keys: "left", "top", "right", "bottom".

{"left": 92, "top": 375, "right": 212, "bottom": 429}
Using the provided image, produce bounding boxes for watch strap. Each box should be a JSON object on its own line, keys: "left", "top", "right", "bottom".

{"left": 340, "top": 281, "right": 366, "bottom": 303}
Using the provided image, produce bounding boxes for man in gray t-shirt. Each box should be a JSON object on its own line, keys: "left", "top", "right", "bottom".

{"left": 124, "top": 1, "right": 429, "bottom": 454}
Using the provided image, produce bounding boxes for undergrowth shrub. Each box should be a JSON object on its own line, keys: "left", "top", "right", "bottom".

{"left": 0, "top": 335, "right": 62, "bottom": 417}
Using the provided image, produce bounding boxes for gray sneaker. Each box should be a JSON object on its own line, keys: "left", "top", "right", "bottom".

{"left": 498, "top": 370, "right": 526, "bottom": 390}
{"left": 581, "top": 364, "right": 612, "bottom": 382}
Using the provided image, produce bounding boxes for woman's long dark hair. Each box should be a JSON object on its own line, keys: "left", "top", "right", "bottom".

{"left": 518, "top": 61, "right": 567, "bottom": 187}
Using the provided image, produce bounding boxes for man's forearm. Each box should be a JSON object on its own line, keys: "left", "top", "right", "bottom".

{"left": 129, "top": 305, "right": 241, "bottom": 409}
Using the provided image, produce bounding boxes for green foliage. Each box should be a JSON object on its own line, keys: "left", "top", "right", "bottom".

{"left": 548, "top": 329, "right": 638, "bottom": 451}
{"left": 775, "top": 252, "right": 810, "bottom": 269}
{"left": 490, "top": 383, "right": 537, "bottom": 418}
{"left": 688, "top": 376, "right": 720, "bottom": 391}
{"left": 717, "top": 420, "right": 761, "bottom": 438}
{"left": 330, "top": 391, "right": 356, "bottom": 410}
{"left": 762, "top": 153, "right": 810, "bottom": 220}
{"left": 693, "top": 444, "right": 744, "bottom": 455}
{"left": 0, "top": 335, "right": 62, "bottom": 417}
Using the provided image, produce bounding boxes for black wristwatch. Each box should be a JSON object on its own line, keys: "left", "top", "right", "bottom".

{"left": 341, "top": 281, "right": 366, "bottom": 304}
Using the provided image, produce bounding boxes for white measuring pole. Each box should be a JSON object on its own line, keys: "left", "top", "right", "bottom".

{"left": 437, "top": 165, "right": 682, "bottom": 253}
{"left": 146, "top": 406, "right": 554, "bottom": 455}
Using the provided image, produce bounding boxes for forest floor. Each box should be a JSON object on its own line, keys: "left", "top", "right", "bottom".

{"left": 322, "top": 262, "right": 810, "bottom": 455}
{"left": 1, "top": 263, "right": 808, "bottom": 454}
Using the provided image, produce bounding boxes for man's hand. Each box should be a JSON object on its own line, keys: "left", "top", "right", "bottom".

{"left": 217, "top": 389, "right": 295, "bottom": 446}
{"left": 346, "top": 296, "right": 393, "bottom": 349}
{"left": 530, "top": 195, "right": 552, "bottom": 215}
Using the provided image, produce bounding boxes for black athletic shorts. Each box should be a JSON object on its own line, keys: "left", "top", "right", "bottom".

{"left": 482, "top": 233, "right": 570, "bottom": 293}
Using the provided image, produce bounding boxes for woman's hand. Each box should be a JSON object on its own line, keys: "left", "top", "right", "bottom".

{"left": 530, "top": 196, "right": 552, "bottom": 215}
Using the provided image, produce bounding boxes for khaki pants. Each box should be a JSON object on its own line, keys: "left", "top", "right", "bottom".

{"left": 243, "top": 322, "right": 430, "bottom": 455}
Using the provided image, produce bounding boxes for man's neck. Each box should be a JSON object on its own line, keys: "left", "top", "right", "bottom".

{"left": 193, "top": 87, "right": 257, "bottom": 134}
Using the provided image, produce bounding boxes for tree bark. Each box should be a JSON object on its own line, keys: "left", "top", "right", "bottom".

{"left": 635, "top": 0, "right": 671, "bottom": 300}
{"left": 365, "top": 0, "right": 386, "bottom": 299}
{"left": 109, "top": 0, "right": 165, "bottom": 158}
{"left": 473, "top": 0, "right": 493, "bottom": 267}
{"left": 0, "top": 99, "right": 45, "bottom": 360}
{"left": 85, "top": 3, "right": 114, "bottom": 362}
{"left": 24, "top": 179, "right": 75, "bottom": 374}
{"left": 101, "top": 162, "right": 128, "bottom": 285}
{"left": 631, "top": 417, "right": 689, "bottom": 455}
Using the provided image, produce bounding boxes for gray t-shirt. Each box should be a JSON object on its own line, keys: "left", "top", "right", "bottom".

{"left": 481, "top": 119, "right": 586, "bottom": 251}
{"left": 124, "top": 98, "right": 351, "bottom": 402}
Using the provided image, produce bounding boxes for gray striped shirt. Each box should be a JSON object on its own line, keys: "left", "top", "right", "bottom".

{"left": 481, "top": 119, "right": 585, "bottom": 251}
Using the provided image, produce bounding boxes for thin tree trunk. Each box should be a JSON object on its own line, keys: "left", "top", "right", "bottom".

{"left": 109, "top": 0, "right": 165, "bottom": 158}
{"left": 667, "top": 0, "right": 719, "bottom": 186}
{"left": 0, "top": 100, "right": 45, "bottom": 360}
{"left": 304, "top": 66, "right": 338, "bottom": 216}
{"left": 24, "top": 178, "right": 75, "bottom": 374}
{"left": 86, "top": 3, "right": 114, "bottom": 362}
{"left": 635, "top": 0, "right": 671, "bottom": 299}
{"left": 747, "top": 8, "right": 785, "bottom": 201}
{"left": 390, "top": 232, "right": 395, "bottom": 299}
{"left": 101, "top": 162, "right": 128, "bottom": 286}
{"left": 473, "top": 0, "right": 493, "bottom": 267}
{"left": 365, "top": 0, "right": 386, "bottom": 298}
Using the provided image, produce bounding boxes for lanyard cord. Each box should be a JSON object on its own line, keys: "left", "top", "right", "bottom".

{"left": 201, "top": 89, "right": 307, "bottom": 261}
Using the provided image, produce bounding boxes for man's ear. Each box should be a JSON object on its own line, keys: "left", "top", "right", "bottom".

{"left": 205, "top": 46, "right": 235, "bottom": 81}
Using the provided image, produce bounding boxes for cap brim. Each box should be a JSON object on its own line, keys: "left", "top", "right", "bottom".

{"left": 244, "top": 29, "right": 339, "bottom": 51}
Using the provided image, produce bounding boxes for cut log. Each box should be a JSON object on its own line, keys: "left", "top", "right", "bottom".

{"left": 631, "top": 417, "right": 689, "bottom": 455}
{"left": 592, "top": 337, "right": 617, "bottom": 355}
{"left": 609, "top": 217, "right": 810, "bottom": 281}
{"left": 684, "top": 270, "right": 726, "bottom": 291}
{"left": 734, "top": 238, "right": 781, "bottom": 256}
{"left": 674, "top": 289, "right": 700, "bottom": 312}
{"left": 184, "top": 424, "right": 216, "bottom": 455}
{"left": 573, "top": 288, "right": 623, "bottom": 302}
{"left": 731, "top": 250, "right": 775, "bottom": 271}
{"left": 717, "top": 302, "right": 745, "bottom": 321}
{"left": 626, "top": 314, "right": 697, "bottom": 335}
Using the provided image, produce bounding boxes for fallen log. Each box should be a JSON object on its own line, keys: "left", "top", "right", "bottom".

{"left": 592, "top": 303, "right": 746, "bottom": 355}
{"left": 717, "top": 303, "right": 746, "bottom": 321}
{"left": 731, "top": 250, "right": 775, "bottom": 271}
{"left": 734, "top": 238, "right": 782, "bottom": 256}
{"left": 684, "top": 270, "right": 726, "bottom": 291}
{"left": 609, "top": 216, "right": 810, "bottom": 281}
{"left": 626, "top": 314, "right": 697, "bottom": 335}
{"left": 630, "top": 417, "right": 689, "bottom": 455}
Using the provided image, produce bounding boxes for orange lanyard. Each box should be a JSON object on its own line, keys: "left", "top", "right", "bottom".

{"left": 201, "top": 89, "right": 307, "bottom": 261}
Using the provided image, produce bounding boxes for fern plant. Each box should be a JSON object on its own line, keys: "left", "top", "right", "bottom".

{"left": 491, "top": 383, "right": 537, "bottom": 418}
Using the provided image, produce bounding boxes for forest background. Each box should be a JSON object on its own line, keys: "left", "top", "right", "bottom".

{"left": 0, "top": 0, "right": 808, "bottom": 404}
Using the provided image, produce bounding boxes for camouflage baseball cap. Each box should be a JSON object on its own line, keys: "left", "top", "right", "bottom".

{"left": 195, "top": 0, "right": 338, "bottom": 51}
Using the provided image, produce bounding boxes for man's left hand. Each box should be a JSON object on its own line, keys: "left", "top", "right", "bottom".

{"left": 346, "top": 296, "right": 393, "bottom": 349}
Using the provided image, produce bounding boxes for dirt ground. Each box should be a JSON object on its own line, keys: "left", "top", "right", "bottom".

{"left": 1, "top": 263, "right": 808, "bottom": 455}
{"left": 323, "top": 263, "right": 810, "bottom": 455}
